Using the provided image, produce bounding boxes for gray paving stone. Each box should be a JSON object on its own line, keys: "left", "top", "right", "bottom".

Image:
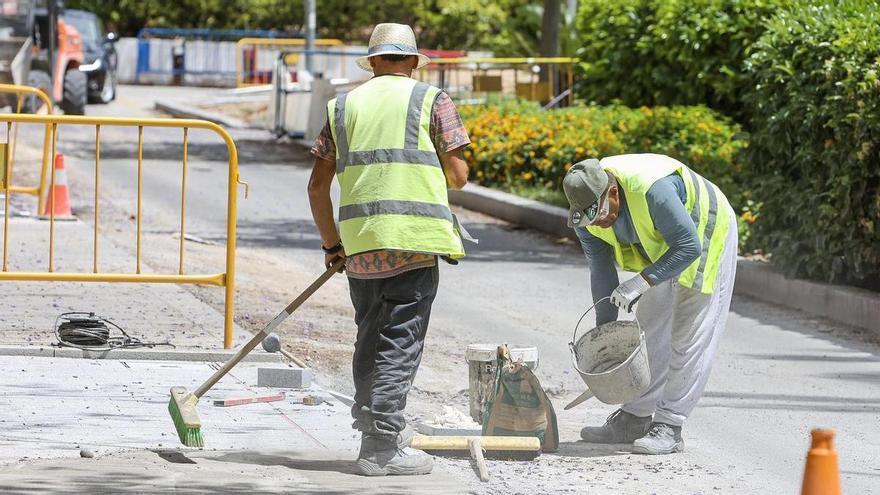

{"left": 257, "top": 367, "right": 313, "bottom": 389}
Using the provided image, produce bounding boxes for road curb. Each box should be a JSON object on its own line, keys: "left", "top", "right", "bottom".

{"left": 0, "top": 346, "right": 282, "bottom": 362}
{"left": 449, "top": 184, "right": 572, "bottom": 239}
{"left": 448, "top": 183, "right": 880, "bottom": 333}
{"left": 154, "top": 101, "right": 249, "bottom": 129}
{"left": 732, "top": 261, "right": 880, "bottom": 331}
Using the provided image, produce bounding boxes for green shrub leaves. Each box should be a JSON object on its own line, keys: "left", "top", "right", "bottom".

{"left": 745, "top": 0, "right": 880, "bottom": 287}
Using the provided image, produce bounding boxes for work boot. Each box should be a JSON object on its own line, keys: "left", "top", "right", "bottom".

{"left": 580, "top": 409, "right": 652, "bottom": 444}
{"left": 356, "top": 434, "right": 433, "bottom": 476}
{"left": 631, "top": 422, "right": 684, "bottom": 455}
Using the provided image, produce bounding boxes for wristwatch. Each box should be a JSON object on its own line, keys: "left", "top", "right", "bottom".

{"left": 321, "top": 241, "right": 343, "bottom": 255}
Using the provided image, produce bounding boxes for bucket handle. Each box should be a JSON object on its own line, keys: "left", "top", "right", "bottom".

{"left": 568, "top": 296, "right": 642, "bottom": 377}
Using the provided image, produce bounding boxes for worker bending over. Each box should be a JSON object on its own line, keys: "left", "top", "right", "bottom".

{"left": 308, "top": 23, "right": 471, "bottom": 475}
{"left": 564, "top": 154, "right": 737, "bottom": 455}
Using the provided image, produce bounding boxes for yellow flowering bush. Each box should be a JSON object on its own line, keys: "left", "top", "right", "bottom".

{"left": 460, "top": 101, "right": 748, "bottom": 209}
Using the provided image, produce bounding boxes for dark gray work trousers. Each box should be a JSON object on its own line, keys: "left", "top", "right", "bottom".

{"left": 347, "top": 265, "right": 439, "bottom": 439}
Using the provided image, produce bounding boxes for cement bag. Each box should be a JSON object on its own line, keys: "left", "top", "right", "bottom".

{"left": 482, "top": 344, "right": 559, "bottom": 452}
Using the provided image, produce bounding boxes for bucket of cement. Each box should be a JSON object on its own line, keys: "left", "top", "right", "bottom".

{"left": 465, "top": 344, "right": 538, "bottom": 423}
{"left": 566, "top": 298, "right": 650, "bottom": 408}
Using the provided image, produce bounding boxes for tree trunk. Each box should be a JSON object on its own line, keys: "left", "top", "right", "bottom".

{"left": 539, "top": 0, "right": 561, "bottom": 85}
{"left": 540, "top": 0, "right": 561, "bottom": 58}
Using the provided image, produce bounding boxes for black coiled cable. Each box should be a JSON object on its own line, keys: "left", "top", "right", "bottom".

{"left": 54, "top": 312, "right": 175, "bottom": 351}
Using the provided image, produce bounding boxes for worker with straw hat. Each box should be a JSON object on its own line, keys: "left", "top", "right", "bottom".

{"left": 308, "top": 23, "right": 473, "bottom": 476}
{"left": 563, "top": 154, "right": 738, "bottom": 455}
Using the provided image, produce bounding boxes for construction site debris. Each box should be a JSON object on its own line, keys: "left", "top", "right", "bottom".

{"left": 213, "top": 392, "right": 285, "bottom": 407}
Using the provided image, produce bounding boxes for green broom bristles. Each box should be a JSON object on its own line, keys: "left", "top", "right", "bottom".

{"left": 168, "top": 386, "right": 204, "bottom": 448}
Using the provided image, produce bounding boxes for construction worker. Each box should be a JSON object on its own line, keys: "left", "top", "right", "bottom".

{"left": 563, "top": 154, "right": 738, "bottom": 455}
{"left": 308, "top": 23, "right": 471, "bottom": 476}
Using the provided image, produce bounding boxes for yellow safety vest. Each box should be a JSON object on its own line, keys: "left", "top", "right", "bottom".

{"left": 586, "top": 154, "right": 732, "bottom": 294}
{"left": 329, "top": 76, "right": 465, "bottom": 258}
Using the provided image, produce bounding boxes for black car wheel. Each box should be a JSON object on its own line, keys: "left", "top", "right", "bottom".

{"left": 22, "top": 70, "right": 53, "bottom": 113}
{"left": 60, "top": 69, "right": 87, "bottom": 115}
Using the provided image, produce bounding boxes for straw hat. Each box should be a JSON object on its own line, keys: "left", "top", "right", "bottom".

{"left": 356, "top": 23, "right": 432, "bottom": 72}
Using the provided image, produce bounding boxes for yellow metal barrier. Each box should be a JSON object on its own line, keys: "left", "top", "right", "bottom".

{"left": 235, "top": 37, "right": 344, "bottom": 87}
{"left": 0, "top": 113, "right": 249, "bottom": 349}
{"left": 417, "top": 57, "right": 577, "bottom": 104}
{"left": 0, "top": 84, "right": 53, "bottom": 214}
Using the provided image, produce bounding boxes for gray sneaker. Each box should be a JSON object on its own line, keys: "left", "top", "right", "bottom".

{"left": 580, "top": 409, "right": 653, "bottom": 444}
{"left": 356, "top": 434, "right": 433, "bottom": 476}
{"left": 632, "top": 422, "right": 684, "bottom": 454}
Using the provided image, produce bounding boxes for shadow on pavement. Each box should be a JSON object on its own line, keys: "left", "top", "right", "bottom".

{"left": 555, "top": 441, "right": 632, "bottom": 459}
{"left": 701, "top": 391, "right": 880, "bottom": 413}
{"left": 209, "top": 451, "right": 359, "bottom": 475}
{"left": 448, "top": 223, "right": 580, "bottom": 265}
{"left": 60, "top": 138, "right": 308, "bottom": 167}
{"left": 737, "top": 353, "right": 880, "bottom": 363}
{"left": 231, "top": 218, "right": 321, "bottom": 250}
{"left": 228, "top": 218, "right": 583, "bottom": 267}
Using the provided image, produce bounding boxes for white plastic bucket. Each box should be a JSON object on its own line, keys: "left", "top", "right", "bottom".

{"left": 465, "top": 344, "right": 538, "bottom": 423}
{"left": 566, "top": 297, "right": 651, "bottom": 409}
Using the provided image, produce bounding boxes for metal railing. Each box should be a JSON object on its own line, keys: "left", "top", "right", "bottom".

{"left": 417, "top": 57, "right": 577, "bottom": 104}
{"left": 0, "top": 84, "right": 53, "bottom": 214}
{"left": 0, "top": 113, "right": 249, "bottom": 349}
{"left": 235, "top": 37, "right": 344, "bottom": 87}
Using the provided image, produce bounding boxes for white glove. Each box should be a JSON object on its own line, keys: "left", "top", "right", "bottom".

{"left": 611, "top": 274, "right": 651, "bottom": 313}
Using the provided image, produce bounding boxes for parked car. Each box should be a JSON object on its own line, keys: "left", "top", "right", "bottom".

{"left": 62, "top": 9, "right": 117, "bottom": 104}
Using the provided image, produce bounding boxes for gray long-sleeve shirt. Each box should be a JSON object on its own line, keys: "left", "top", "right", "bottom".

{"left": 576, "top": 174, "right": 701, "bottom": 325}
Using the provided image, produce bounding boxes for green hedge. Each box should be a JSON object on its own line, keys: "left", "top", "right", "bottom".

{"left": 575, "top": 0, "right": 784, "bottom": 119}
{"left": 460, "top": 101, "right": 748, "bottom": 209}
{"left": 744, "top": 0, "right": 880, "bottom": 287}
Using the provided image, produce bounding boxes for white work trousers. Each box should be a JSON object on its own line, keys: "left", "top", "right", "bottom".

{"left": 621, "top": 213, "right": 738, "bottom": 427}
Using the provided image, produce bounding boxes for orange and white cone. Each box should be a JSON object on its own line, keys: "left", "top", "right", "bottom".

{"left": 802, "top": 429, "right": 841, "bottom": 495}
{"left": 41, "top": 153, "right": 74, "bottom": 219}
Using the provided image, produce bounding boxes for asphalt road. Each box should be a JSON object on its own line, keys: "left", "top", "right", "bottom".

{"left": 21, "top": 85, "right": 880, "bottom": 494}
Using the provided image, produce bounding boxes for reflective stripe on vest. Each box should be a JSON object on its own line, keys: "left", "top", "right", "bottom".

{"left": 329, "top": 76, "right": 465, "bottom": 258}
{"left": 585, "top": 154, "right": 731, "bottom": 294}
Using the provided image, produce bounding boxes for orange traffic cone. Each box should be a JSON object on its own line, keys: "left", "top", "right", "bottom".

{"left": 41, "top": 153, "right": 74, "bottom": 219}
{"left": 801, "top": 429, "right": 841, "bottom": 495}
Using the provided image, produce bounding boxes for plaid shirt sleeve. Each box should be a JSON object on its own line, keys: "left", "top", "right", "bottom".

{"left": 310, "top": 117, "right": 336, "bottom": 162}
{"left": 430, "top": 91, "right": 471, "bottom": 153}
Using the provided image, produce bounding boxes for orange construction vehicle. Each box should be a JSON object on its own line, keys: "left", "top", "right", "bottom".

{"left": 0, "top": 0, "right": 87, "bottom": 114}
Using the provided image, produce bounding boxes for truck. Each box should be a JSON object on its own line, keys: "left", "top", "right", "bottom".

{"left": 0, "top": 0, "right": 87, "bottom": 114}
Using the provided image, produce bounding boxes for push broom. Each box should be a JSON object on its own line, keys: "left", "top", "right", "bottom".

{"left": 169, "top": 259, "right": 344, "bottom": 447}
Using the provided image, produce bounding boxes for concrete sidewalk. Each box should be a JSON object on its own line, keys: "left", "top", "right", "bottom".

{"left": 0, "top": 355, "right": 460, "bottom": 494}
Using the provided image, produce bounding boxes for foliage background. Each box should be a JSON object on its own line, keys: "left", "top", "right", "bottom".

{"left": 574, "top": 0, "right": 784, "bottom": 120}
{"left": 743, "top": 0, "right": 880, "bottom": 287}
{"left": 460, "top": 101, "right": 748, "bottom": 210}
{"left": 65, "top": 0, "right": 574, "bottom": 56}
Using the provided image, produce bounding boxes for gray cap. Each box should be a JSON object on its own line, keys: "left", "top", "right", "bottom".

{"left": 563, "top": 158, "right": 608, "bottom": 227}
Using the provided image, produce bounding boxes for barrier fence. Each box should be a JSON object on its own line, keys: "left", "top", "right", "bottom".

{"left": 235, "top": 37, "right": 344, "bottom": 87}
{"left": 0, "top": 113, "right": 248, "bottom": 348}
{"left": 0, "top": 84, "right": 53, "bottom": 214}
{"left": 416, "top": 57, "right": 577, "bottom": 104}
